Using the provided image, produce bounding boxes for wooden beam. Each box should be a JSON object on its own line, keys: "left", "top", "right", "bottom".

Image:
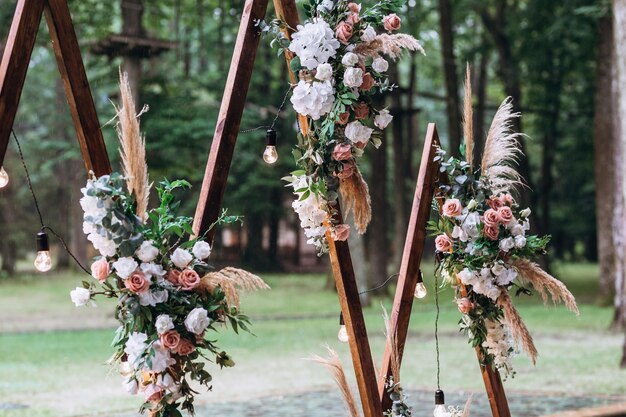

{"left": 378, "top": 123, "right": 441, "bottom": 409}
{"left": 0, "top": 0, "right": 45, "bottom": 167}
{"left": 192, "top": 0, "right": 269, "bottom": 240}
{"left": 273, "top": 1, "right": 382, "bottom": 415}
{"left": 44, "top": 0, "right": 111, "bottom": 176}
{"left": 479, "top": 357, "right": 511, "bottom": 417}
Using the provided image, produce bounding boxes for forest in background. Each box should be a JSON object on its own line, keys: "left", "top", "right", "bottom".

{"left": 0, "top": 0, "right": 612, "bottom": 301}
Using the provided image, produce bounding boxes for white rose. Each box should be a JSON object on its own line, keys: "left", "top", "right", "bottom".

{"left": 155, "top": 314, "right": 175, "bottom": 334}
{"left": 361, "top": 25, "right": 376, "bottom": 42}
{"left": 192, "top": 241, "right": 212, "bottom": 260}
{"left": 514, "top": 235, "right": 527, "bottom": 248}
{"left": 317, "top": 0, "right": 334, "bottom": 12}
{"left": 458, "top": 268, "right": 477, "bottom": 286}
{"left": 341, "top": 52, "right": 359, "bottom": 67}
{"left": 372, "top": 57, "right": 389, "bottom": 73}
{"left": 171, "top": 248, "right": 193, "bottom": 269}
{"left": 184, "top": 307, "right": 211, "bottom": 335}
{"left": 140, "top": 262, "right": 166, "bottom": 280}
{"left": 315, "top": 63, "right": 333, "bottom": 81}
{"left": 491, "top": 263, "right": 506, "bottom": 276}
{"left": 70, "top": 287, "right": 92, "bottom": 307}
{"left": 511, "top": 223, "right": 525, "bottom": 236}
{"left": 112, "top": 257, "right": 138, "bottom": 279}
{"left": 123, "top": 378, "right": 138, "bottom": 395}
{"left": 374, "top": 109, "right": 393, "bottom": 129}
{"left": 135, "top": 241, "right": 159, "bottom": 263}
{"left": 124, "top": 332, "right": 148, "bottom": 365}
{"left": 498, "top": 237, "right": 515, "bottom": 252}
{"left": 496, "top": 268, "right": 518, "bottom": 286}
{"left": 343, "top": 67, "right": 363, "bottom": 88}
{"left": 520, "top": 208, "right": 531, "bottom": 218}
{"left": 344, "top": 120, "right": 373, "bottom": 146}
{"left": 149, "top": 341, "right": 175, "bottom": 373}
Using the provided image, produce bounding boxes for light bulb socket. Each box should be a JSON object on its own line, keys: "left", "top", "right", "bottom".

{"left": 435, "top": 389, "right": 445, "bottom": 405}
{"left": 265, "top": 129, "right": 277, "bottom": 146}
{"left": 417, "top": 269, "right": 424, "bottom": 283}
{"left": 339, "top": 312, "right": 345, "bottom": 326}
{"left": 36, "top": 231, "right": 50, "bottom": 252}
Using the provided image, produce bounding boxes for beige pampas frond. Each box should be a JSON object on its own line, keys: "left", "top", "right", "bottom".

{"left": 339, "top": 168, "right": 372, "bottom": 234}
{"left": 115, "top": 71, "right": 151, "bottom": 220}
{"left": 198, "top": 267, "right": 269, "bottom": 308}
{"left": 463, "top": 63, "right": 474, "bottom": 168}
{"left": 461, "top": 394, "right": 474, "bottom": 417}
{"left": 497, "top": 291, "right": 538, "bottom": 365}
{"left": 480, "top": 97, "right": 523, "bottom": 194}
{"left": 512, "top": 259, "right": 579, "bottom": 315}
{"left": 382, "top": 306, "right": 400, "bottom": 384}
{"left": 310, "top": 346, "right": 361, "bottom": 417}
{"left": 354, "top": 34, "right": 425, "bottom": 61}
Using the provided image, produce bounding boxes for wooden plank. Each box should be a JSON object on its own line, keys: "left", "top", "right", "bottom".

{"left": 44, "top": 0, "right": 111, "bottom": 176}
{"left": 192, "top": 0, "right": 269, "bottom": 240}
{"left": 378, "top": 123, "right": 441, "bottom": 409}
{"left": 273, "top": 1, "right": 382, "bottom": 415}
{"left": 0, "top": 0, "right": 45, "bottom": 167}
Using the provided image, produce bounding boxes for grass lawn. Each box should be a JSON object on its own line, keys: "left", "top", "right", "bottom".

{"left": 0, "top": 262, "right": 624, "bottom": 417}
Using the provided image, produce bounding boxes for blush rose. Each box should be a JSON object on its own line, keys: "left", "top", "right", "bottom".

{"left": 354, "top": 102, "right": 369, "bottom": 119}
{"left": 442, "top": 199, "right": 463, "bottom": 217}
{"left": 125, "top": 271, "right": 150, "bottom": 294}
{"left": 360, "top": 73, "right": 375, "bottom": 91}
{"left": 179, "top": 268, "right": 201, "bottom": 290}
{"left": 176, "top": 338, "right": 195, "bottom": 356}
{"left": 497, "top": 206, "right": 514, "bottom": 224}
{"left": 456, "top": 297, "right": 474, "bottom": 314}
{"left": 483, "top": 209, "right": 500, "bottom": 227}
{"left": 90, "top": 258, "right": 110, "bottom": 282}
{"left": 383, "top": 13, "right": 401, "bottom": 32}
{"left": 335, "top": 21, "right": 353, "bottom": 44}
{"left": 332, "top": 143, "right": 353, "bottom": 161}
{"left": 332, "top": 224, "right": 351, "bottom": 241}
{"left": 435, "top": 234, "right": 452, "bottom": 252}
{"left": 483, "top": 224, "right": 500, "bottom": 240}
{"left": 160, "top": 330, "right": 181, "bottom": 351}
{"left": 166, "top": 269, "right": 181, "bottom": 285}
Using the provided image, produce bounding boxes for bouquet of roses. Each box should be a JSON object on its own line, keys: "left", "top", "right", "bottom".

{"left": 71, "top": 73, "right": 268, "bottom": 417}
{"left": 263, "top": 0, "right": 424, "bottom": 254}
{"left": 430, "top": 68, "right": 578, "bottom": 378}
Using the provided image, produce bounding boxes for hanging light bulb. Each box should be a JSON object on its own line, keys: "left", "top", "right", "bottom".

{"left": 34, "top": 231, "right": 52, "bottom": 272}
{"left": 414, "top": 270, "right": 427, "bottom": 299}
{"left": 433, "top": 389, "right": 451, "bottom": 417}
{"left": 0, "top": 166, "right": 8, "bottom": 188}
{"left": 263, "top": 129, "right": 278, "bottom": 164}
{"left": 337, "top": 312, "right": 349, "bottom": 343}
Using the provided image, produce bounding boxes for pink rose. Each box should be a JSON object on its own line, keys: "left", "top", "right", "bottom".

{"left": 176, "top": 338, "right": 195, "bottom": 356}
{"left": 456, "top": 297, "right": 474, "bottom": 314}
{"left": 336, "top": 161, "right": 356, "bottom": 179}
{"left": 355, "top": 140, "right": 367, "bottom": 150}
{"left": 145, "top": 385, "right": 163, "bottom": 403}
{"left": 166, "top": 269, "right": 181, "bottom": 285}
{"left": 338, "top": 111, "right": 350, "bottom": 125}
{"left": 483, "top": 208, "right": 500, "bottom": 227}
{"left": 332, "top": 143, "right": 353, "bottom": 161}
{"left": 179, "top": 268, "right": 201, "bottom": 290}
{"left": 487, "top": 198, "right": 503, "bottom": 210}
{"left": 435, "top": 234, "right": 452, "bottom": 252}
{"left": 497, "top": 206, "right": 514, "bottom": 224}
{"left": 347, "top": 2, "right": 360, "bottom": 13}
{"left": 332, "top": 224, "right": 351, "bottom": 241}
{"left": 160, "top": 330, "right": 181, "bottom": 351}
{"left": 499, "top": 193, "right": 514, "bottom": 206}
{"left": 442, "top": 199, "right": 463, "bottom": 217}
{"left": 336, "top": 21, "right": 353, "bottom": 44}
{"left": 354, "top": 102, "right": 369, "bottom": 120}
{"left": 90, "top": 258, "right": 110, "bottom": 283}
{"left": 346, "top": 8, "right": 360, "bottom": 25}
{"left": 360, "top": 73, "right": 375, "bottom": 91}
{"left": 124, "top": 271, "right": 150, "bottom": 294}
{"left": 383, "top": 13, "right": 401, "bottom": 32}
{"left": 483, "top": 224, "right": 500, "bottom": 240}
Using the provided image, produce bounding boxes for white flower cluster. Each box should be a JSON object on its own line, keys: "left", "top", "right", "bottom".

{"left": 289, "top": 175, "right": 328, "bottom": 251}
{"left": 482, "top": 319, "right": 515, "bottom": 377}
{"left": 289, "top": 19, "right": 340, "bottom": 70}
{"left": 81, "top": 180, "right": 118, "bottom": 257}
{"left": 458, "top": 263, "right": 518, "bottom": 301}
{"left": 291, "top": 80, "right": 335, "bottom": 120}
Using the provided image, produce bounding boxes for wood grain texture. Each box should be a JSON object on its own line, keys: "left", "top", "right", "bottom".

{"left": 44, "top": 0, "right": 111, "bottom": 176}
{"left": 192, "top": 0, "right": 269, "bottom": 241}
{"left": 378, "top": 123, "right": 441, "bottom": 409}
{"left": 0, "top": 0, "right": 45, "bottom": 167}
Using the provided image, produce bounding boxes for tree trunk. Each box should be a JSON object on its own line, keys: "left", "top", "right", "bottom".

{"left": 473, "top": 44, "right": 488, "bottom": 167}
{"left": 595, "top": 15, "right": 617, "bottom": 302}
{"left": 196, "top": 0, "right": 208, "bottom": 73}
{"left": 391, "top": 64, "right": 407, "bottom": 267}
{"left": 120, "top": 0, "right": 144, "bottom": 101}
{"left": 0, "top": 184, "right": 17, "bottom": 275}
{"left": 438, "top": 0, "right": 461, "bottom": 156}
{"left": 268, "top": 188, "right": 281, "bottom": 270}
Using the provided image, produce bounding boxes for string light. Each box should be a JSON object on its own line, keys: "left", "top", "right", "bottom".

{"left": 34, "top": 231, "right": 52, "bottom": 272}
{"left": 337, "top": 312, "right": 349, "bottom": 343}
{"left": 263, "top": 129, "right": 278, "bottom": 164}
{"left": 433, "top": 389, "right": 450, "bottom": 417}
{"left": 432, "top": 263, "right": 451, "bottom": 416}
{"left": 0, "top": 166, "right": 8, "bottom": 188}
{"left": 414, "top": 269, "right": 427, "bottom": 298}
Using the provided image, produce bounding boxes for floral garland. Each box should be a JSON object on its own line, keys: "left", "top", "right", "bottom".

{"left": 263, "top": 0, "right": 424, "bottom": 254}
{"left": 70, "top": 74, "right": 268, "bottom": 417}
{"left": 430, "top": 68, "right": 579, "bottom": 379}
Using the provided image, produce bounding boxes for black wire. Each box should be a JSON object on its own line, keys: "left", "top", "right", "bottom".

{"left": 435, "top": 269, "right": 441, "bottom": 390}
{"left": 239, "top": 85, "right": 292, "bottom": 134}
{"left": 12, "top": 129, "right": 91, "bottom": 276}
{"left": 359, "top": 273, "right": 399, "bottom": 295}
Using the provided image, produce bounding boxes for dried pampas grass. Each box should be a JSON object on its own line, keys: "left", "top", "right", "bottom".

{"left": 497, "top": 291, "right": 538, "bottom": 365}
{"left": 339, "top": 168, "right": 371, "bottom": 234}
{"left": 354, "top": 34, "right": 425, "bottom": 61}
{"left": 461, "top": 394, "right": 474, "bottom": 417}
{"left": 310, "top": 346, "right": 361, "bottom": 417}
{"left": 463, "top": 63, "right": 474, "bottom": 168}
{"left": 480, "top": 97, "right": 523, "bottom": 194}
{"left": 198, "top": 267, "right": 269, "bottom": 308}
{"left": 513, "top": 259, "right": 579, "bottom": 315}
{"left": 115, "top": 71, "right": 151, "bottom": 220}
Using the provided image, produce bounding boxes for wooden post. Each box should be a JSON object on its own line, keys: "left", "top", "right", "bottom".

{"left": 192, "top": 0, "right": 269, "bottom": 241}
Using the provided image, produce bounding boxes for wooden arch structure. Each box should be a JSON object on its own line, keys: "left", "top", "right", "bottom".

{"left": 0, "top": 1, "right": 511, "bottom": 416}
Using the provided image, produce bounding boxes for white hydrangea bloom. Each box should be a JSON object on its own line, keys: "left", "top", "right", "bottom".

{"left": 138, "top": 289, "right": 169, "bottom": 307}
{"left": 482, "top": 319, "right": 514, "bottom": 376}
{"left": 290, "top": 80, "right": 335, "bottom": 120}
{"left": 148, "top": 341, "right": 176, "bottom": 373}
{"left": 288, "top": 19, "right": 340, "bottom": 69}
{"left": 124, "top": 332, "right": 148, "bottom": 366}
{"left": 374, "top": 109, "right": 393, "bottom": 129}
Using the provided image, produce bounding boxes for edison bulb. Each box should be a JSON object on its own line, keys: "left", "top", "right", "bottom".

{"left": 263, "top": 146, "right": 278, "bottom": 164}
{"left": 337, "top": 324, "right": 349, "bottom": 343}
{"left": 34, "top": 250, "right": 52, "bottom": 272}
{"left": 433, "top": 405, "right": 451, "bottom": 417}
{"left": 414, "top": 282, "right": 427, "bottom": 298}
{"left": 0, "top": 166, "right": 8, "bottom": 188}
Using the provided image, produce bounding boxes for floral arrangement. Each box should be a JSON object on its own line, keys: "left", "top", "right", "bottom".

{"left": 71, "top": 73, "right": 268, "bottom": 417}
{"left": 262, "top": 0, "right": 424, "bottom": 253}
{"left": 430, "top": 67, "right": 578, "bottom": 378}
